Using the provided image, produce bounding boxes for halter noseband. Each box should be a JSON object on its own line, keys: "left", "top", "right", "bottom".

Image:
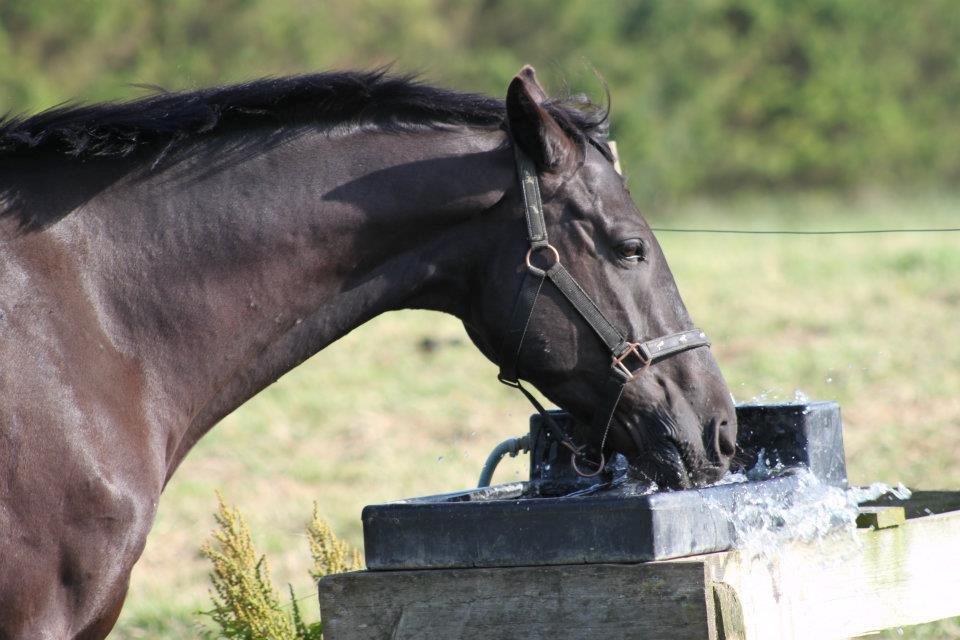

{"left": 497, "top": 145, "right": 711, "bottom": 476}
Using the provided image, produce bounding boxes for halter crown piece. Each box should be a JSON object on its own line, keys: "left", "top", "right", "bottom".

{"left": 497, "top": 144, "right": 711, "bottom": 477}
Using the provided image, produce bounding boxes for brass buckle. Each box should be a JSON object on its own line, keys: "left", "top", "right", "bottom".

{"left": 611, "top": 342, "right": 651, "bottom": 380}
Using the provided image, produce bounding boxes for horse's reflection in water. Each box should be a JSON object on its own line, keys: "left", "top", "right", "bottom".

{"left": 0, "top": 67, "right": 734, "bottom": 638}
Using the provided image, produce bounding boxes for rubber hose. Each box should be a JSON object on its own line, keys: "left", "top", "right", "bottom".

{"left": 477, "top": 434, "right": 531, "bottom": 487}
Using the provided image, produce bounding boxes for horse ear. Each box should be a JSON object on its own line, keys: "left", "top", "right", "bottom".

{"left": 506, "top": 66, "right": 576, "bottom": 172}
{"left": 517, "top": 65, "right": 549, "bottom": 102}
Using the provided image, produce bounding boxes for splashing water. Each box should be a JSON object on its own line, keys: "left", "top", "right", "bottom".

{"left": 711, "top": 446, "right": 791, "bottom": 486}
{"left": 558, "top": 454, "right": 660, "bottom": 498}
{"left": 742, "top": 388, "right": 812, "bottom": 405}
{"left": 847, "top": 481, "right": 912, "bottom": 502}
{"left": 704, "top": 470, "right": 854, "bottom": 557}
{"left": 703, "top": 460, "right": 912, "bottom": 558}
{"left": 550, "top": 442, "right": 913, "bottom": 560}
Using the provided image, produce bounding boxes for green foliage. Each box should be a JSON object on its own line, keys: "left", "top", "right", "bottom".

{"left": 2, "top": 1, "right": 959, "bottom": 201}
{"left": 289, "top": 585, "right": 323, "bottom": 640}
{"left": 201, "top": 496, "right": 361, "bottom": 640}
{"left": 308, "top": 504, "right": 363, "bottom": 580}
{"left": 201, "top": 495, "right": 298, "bottom": 639}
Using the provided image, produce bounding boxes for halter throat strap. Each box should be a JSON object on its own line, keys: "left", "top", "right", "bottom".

{"left": 498, "top": 145, "right": 711, "bottom": 474}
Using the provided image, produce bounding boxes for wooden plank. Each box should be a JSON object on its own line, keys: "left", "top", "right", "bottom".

{"left": 861, "top": 490, "right": 960, "bottom": 519}
{"left": 320, "top": 497, "right": 960, "bottom": 640}
{"left": 702, "top": 508, "right": 960, "bottom": 639}
{"left": 319, "top": 563, "right": 711, "bottom": 640}
{"left": 856, "top": 506, "right": 906, "bottom": 530}
{"left": 711, "top": 583, "right": 746, "bottom": 640}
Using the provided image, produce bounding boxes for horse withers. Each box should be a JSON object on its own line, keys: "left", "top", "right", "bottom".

{"left": 0, "top": 67, "right": 735, "bottom": 638}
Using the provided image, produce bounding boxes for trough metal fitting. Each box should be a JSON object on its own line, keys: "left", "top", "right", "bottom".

{"left": 477, "top": 434, "right": 531, "bottom": 487}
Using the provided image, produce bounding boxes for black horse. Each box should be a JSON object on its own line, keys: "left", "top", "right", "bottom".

{"left": 0, "top": 67, "right": 736, "bottom": 638}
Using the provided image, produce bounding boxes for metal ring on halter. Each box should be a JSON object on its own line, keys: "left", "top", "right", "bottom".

{"left": 524, "top": 244, "right": 560, "bottom": 277}
{"left": 570, "top": 450, "right": 606, "bottom": 478}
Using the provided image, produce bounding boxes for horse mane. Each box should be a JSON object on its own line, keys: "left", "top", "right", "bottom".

{"left": 0, "top": 70, "right": 609, "bottom": 160}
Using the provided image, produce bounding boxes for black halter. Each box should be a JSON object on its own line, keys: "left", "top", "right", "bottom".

{"left": 497, "top": 146, "right": 711, "bottom": 476}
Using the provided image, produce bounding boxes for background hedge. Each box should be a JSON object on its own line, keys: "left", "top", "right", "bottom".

{"left": 2, "top": 0, "right": 958, "bottom": 202}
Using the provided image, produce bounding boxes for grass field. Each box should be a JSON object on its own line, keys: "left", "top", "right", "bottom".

{"left": 111, "top": 191, "right": 960, "bottom": 639}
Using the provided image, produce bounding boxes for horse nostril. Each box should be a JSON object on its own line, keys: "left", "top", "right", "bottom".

{"left": 716, "top": 419, "right": 736, "bottom": 459}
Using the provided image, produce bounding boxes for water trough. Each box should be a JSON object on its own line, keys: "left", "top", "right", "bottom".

{"left": 319, "top": 402, "right": 960, "bottom": 640}
{"left": 362, "top": 401, "right": 848, "bottom": 570}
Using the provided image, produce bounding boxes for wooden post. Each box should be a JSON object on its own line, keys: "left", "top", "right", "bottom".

{"left": 319, "top": 493, "right": 960, "bottom": 640}
{"left": 856, "top": 506, "right": 906, "bottom": 529}
{"left": 699, "top": 504, "right": 960, "bottom": 639}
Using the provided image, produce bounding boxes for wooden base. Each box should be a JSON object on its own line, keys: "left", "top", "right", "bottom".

{"left": 319, "top": 492, "right": 960, "bottom": 640}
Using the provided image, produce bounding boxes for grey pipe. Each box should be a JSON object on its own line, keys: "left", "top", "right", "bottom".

{"left": 477, "top": 434, "right": 531, "bottom": 487}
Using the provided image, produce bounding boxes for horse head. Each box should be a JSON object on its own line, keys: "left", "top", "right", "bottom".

{"left": 466, "top": 67, "right": 736, "bottom": 488}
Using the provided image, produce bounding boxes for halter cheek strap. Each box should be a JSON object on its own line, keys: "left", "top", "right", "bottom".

{"left": 497, "top": 146, "right": 711, "bottom": 475}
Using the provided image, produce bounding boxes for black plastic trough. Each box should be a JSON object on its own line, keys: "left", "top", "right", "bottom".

{"left": 362, "top": 401, "right": 848, "bottom": 570}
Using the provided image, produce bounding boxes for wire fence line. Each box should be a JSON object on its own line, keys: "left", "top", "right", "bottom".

{"left": 650, "top": 227, "right": 960, "bottom": 236}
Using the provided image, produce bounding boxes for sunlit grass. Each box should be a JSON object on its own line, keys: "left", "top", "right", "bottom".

{"left": 112, "top": 191, "right": 960, "bottom": 638}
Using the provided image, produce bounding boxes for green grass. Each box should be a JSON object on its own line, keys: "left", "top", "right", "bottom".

{"left": 111, "top": 191, "right": 960, "bottom": 638}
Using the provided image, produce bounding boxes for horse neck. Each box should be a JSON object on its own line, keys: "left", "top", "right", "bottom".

{"left": 77, "top": 126, "right": 514, "bottom": 478}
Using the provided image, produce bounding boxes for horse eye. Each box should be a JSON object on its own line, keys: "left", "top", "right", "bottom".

{"left": 617, "top": 239, "right": 645, "bottom": 262}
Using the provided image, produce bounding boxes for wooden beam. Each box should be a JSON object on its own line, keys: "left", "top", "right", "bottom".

{"left": 701, "top": 507, "right": 960, "bottom": 639}
{"left": 861, "top": 490, "right": 960, "bottom": 518}
{"left": 320, "top": 563, "right": 712, "bottom": 640}
{"left": 320, "top": 496, "right": 960, "bottom": 640}
{"left": 856, "top": 506, "right": 906, "bottom": 530}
